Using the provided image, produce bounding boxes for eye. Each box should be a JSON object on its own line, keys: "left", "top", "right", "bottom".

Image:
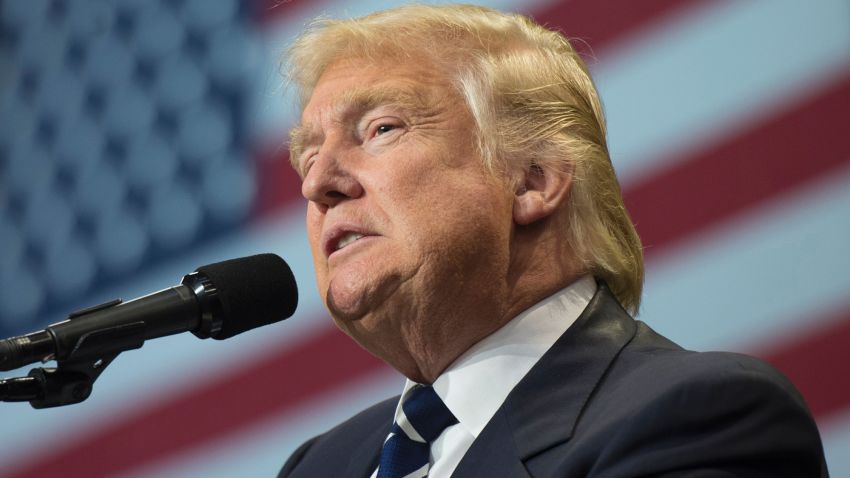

{"left": 362, "top": 117, "right": 403, "bottom": 143}
{"left": 374, "top": 123, "right": 397, "bottom": 136}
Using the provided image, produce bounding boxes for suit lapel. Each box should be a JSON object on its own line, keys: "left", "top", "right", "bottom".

{"left": 451, "top": 407, "right": 532, "bottom": 477}
{"left": 344, "top": 412, "right": 392, "bottom": 478}
{"left": 452, "top": 283, "right": 637, "bottom": 476}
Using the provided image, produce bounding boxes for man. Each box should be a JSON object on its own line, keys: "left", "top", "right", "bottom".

{"left": 280, "top": 4, "right": 827, "bottom": 477}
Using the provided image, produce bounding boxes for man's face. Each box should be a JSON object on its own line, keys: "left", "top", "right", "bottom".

{"left": 294, "top": 58, "right": 516, "bottom": 369}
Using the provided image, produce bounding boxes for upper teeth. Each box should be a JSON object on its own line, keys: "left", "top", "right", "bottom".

{"left": 336, "top": 233, "right": 364, "bottom": 250}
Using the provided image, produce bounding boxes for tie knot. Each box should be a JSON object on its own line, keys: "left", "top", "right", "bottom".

{"left": 376, "top": 386, "right": 457, "bottom": 478}
{"left": 400, "top": 386, "right": 458, "bottom": 443}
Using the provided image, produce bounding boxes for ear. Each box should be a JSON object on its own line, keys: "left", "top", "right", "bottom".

{"left": 512, "top": 162, "right": 573, "bottom": 225}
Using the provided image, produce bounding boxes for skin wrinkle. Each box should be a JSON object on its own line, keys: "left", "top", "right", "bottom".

{"left": 289, "top": 85, "right": 437, "bottom": 175}
{"left": 299, "top": 57, "right": 581, "bottom": 383}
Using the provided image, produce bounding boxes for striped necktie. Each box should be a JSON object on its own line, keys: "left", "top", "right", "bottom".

{"left": 376, "top": 386, "right": 458, "bottom": 478}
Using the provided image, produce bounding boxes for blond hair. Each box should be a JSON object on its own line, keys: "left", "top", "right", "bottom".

{"left": 286, "top": 4, "right": 644, "bottom": 313}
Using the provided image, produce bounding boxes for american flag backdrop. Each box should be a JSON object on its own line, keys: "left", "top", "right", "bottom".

{"left": 0, "top": 0, "right": 848, "bottom": 476}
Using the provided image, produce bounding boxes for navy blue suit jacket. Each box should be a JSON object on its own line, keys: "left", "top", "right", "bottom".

{"left": 279, "top": 284, "right": 829, "bottom": 477}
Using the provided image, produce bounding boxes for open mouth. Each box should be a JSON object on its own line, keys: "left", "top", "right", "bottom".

{"left": 335, "top": 232, "right": 364, "bottom": 251}
{"left": 324, "top": 227, "right": 376, "bottom": 259}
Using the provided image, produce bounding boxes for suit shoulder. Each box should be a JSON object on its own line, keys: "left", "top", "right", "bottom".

{"left": 620, "top": 322, "right": 807, "bottom": 406}
{"left": 579, "top": 327, "right": 827, "bottom": 476}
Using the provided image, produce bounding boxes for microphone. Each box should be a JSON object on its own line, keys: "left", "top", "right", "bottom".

{"left": 0, "top": 254, "right": 298, "bottom": 372}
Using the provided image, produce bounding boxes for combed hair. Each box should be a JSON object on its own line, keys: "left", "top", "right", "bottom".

{"left": 286, "top": 4, "right": 644, "bottom": 313}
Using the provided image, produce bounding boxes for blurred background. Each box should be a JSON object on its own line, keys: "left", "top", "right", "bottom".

{"left": 0, "top": 0, "right": 848, "bottom": 476}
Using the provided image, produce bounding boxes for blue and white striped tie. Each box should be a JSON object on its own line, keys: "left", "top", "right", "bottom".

{"left": 377, "top": 386, "right": 458, "bottom": 478}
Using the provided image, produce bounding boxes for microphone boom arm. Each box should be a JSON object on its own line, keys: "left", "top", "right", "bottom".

{"left": 0, "top": 298, "right": 145, "bottom": 408}
{"left": 0, "top": 351, "right": 120, "bottom": 408}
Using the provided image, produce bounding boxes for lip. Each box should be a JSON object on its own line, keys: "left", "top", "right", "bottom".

{"left": 322, "top": 223, "right": 379, "bottom": 259}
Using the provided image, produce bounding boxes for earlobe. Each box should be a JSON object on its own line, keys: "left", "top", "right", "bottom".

{"left": 512, "top": 163, "right": 573, "bottom": 226}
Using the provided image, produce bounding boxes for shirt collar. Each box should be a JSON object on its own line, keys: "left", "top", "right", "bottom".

{"left": 395, "top": 275, "right": 596, "bottom": 438}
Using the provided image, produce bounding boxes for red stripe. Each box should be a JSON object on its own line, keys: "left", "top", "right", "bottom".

{"left": 757, "top": 309, "right": 850, "bottom": 422}
{"left": 251, "top": 0, "right": 324, "bottom": 25}
{"left": 5, "top": 326, "right": 390, "bottom": 478}
{"left": 254, "top": 0, "right": 711, "bottom": 40}
{"left": 253, "top": 148, "right": 304, "bottom": 217}
{"left": 531, "top": 0, "right": 713, "bottom": 55}
{"left": 624, "top": 72, "right": 850, "bottom": 258}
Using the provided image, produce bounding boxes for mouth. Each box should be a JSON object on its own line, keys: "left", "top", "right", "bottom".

{"left": 335, "top": 232, "right": 365, "bottom": 251}
{"left": 323, "top": 226, "right": 377, "bottom": 259}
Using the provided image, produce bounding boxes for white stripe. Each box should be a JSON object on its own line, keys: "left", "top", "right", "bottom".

{"left": 596, "top": 0, "right": 850, "bottom": 184}
{"left": 401, "top": 463, "right": 430, "bottom": 478}
{"left": 642, "top": 163, "right": 850, "bottom": 352}
{"left": 397, "top": 407, "right": 427, "bottom": 443}
{"left": 822, "top": 409, "right": 850, "bottom": 478}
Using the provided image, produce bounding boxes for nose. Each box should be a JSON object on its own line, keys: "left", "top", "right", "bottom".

{"left": 301, "top": 146, "right": 364, "bottom": 209}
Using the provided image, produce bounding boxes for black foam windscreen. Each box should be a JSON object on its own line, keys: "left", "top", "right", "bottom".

{"left": 196, "top": 253, "right": 298, "bottom": 339}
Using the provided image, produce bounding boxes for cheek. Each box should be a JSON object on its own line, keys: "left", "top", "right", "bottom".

{"left": 305, "top": 208, "right": 326, "bottom": 272}
{"left": 401, "top": 187, "right": 511, "bottom": 258}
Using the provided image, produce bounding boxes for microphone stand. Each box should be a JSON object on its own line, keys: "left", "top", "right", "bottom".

{"left": 0, "top": 353, "right": 119, "bottom": 408}
{"left": 0, "top": 298, "right": 144, "bottom": 409}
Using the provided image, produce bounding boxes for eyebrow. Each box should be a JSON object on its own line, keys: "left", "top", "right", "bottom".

{"left": 288, "top": 86, "right": 432, "bottom": 174}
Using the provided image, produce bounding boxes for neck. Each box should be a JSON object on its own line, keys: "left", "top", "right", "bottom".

{"left": 389, "top": 220, "right": 583, "bottom": 384}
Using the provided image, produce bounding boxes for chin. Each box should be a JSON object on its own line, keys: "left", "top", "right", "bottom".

{"left": 326, "top": 294, "right": 387, "bottom": 353}
{"left": 325, "top": 286, "right": 367, "bottom": 321}
{"left": 326, "top": 259, "right": 408, "bottom": 315}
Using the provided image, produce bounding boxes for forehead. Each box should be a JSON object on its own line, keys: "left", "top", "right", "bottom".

{"left": 287, "top": 57, "right": 474, "bottom": 176}
{"left": 288, "top": 60, "right": 458, "bottom": 171}
{"left": 303, "top": 59, "right": 451, "bottom": 119}
{"left": 303, "top": 82, "right": 432, "bottom": 124}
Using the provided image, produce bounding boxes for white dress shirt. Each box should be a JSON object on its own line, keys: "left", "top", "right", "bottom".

{"left": 370, "top": 275, "right": 596, "bottom": 478}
